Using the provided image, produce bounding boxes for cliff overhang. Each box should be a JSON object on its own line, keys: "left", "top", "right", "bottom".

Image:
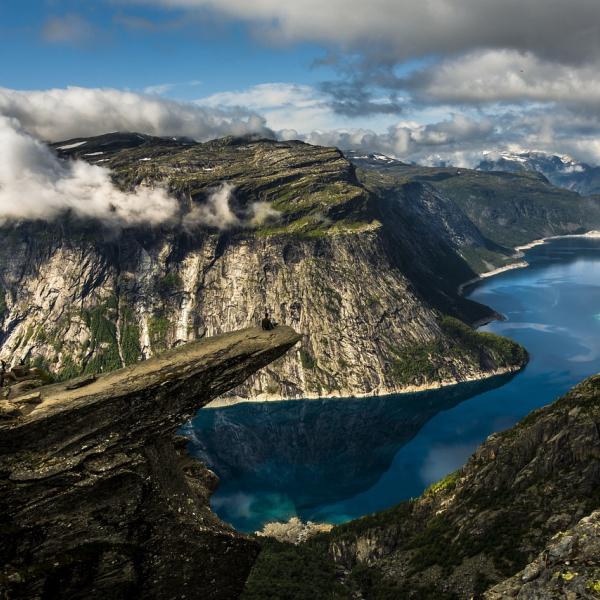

{"left": 0, "top": 326, "right": 300, "bottom": 599}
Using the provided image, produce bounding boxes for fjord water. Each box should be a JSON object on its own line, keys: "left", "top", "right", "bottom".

{"left": 186, "top": 237, "right": 600, "bottom": 532}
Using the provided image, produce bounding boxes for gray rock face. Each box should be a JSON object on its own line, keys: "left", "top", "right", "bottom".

{"left": 486, "top": 511, "right": 600, "bottom": 599}
{"left": 0, "top": 326, "right": 300, "bottom": 599}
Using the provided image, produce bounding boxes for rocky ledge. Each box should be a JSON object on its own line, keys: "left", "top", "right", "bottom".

{"left": 0, "top": 326, "right": 300, "bottom": 600}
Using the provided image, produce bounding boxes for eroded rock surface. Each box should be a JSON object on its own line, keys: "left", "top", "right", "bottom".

{"left": 0, "top": 133, "right": 532, "bottom": 403}
{"left": 486, "top": 510, "right": 600, "bottom": 599}
{"left": 0, "top": 326, "right": 300, "bottom": 599}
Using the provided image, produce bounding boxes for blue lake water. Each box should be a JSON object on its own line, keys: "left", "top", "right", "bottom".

{"left": 185, "top": 237, "right": 600, "bottom": 532}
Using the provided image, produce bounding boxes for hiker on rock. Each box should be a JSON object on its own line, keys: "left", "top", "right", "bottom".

{"left": 261, "top": 310, "right": 277, "bottom": 331}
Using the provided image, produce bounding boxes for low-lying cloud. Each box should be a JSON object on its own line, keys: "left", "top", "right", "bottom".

{"left": 0, "top": 87, "right": 273, "bottom": 142}
{"left": 183, "top": 183, "right": 279, "bottom": 231}
{"left": 0, "top": 116, "right": 282, "bottom": 229}
{"left": 0, "top": 116, "right": 179, "bottom": 227}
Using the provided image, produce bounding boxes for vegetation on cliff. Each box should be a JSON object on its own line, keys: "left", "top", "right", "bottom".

{"left": 0, "top": 133, "right": 533, "bottom": 401}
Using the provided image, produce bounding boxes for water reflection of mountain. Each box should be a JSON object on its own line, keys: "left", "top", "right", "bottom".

{"left": 185, "top": 373, "right": 516, "bottom": 511}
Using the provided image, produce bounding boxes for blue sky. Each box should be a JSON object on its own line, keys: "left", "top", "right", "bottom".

{"left": 0, "top": 1, "right": 331, "bottom": 95}
{"left": 3, "top": 1, "right": 600, "bottom": 165}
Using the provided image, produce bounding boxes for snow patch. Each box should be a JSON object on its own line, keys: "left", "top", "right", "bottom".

{"left": 56, "top": 141, "right": 87, "bottom": 150}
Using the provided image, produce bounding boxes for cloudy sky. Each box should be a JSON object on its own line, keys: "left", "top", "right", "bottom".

{"left": 3, "top": 0, "right": 600, "bottom": 165}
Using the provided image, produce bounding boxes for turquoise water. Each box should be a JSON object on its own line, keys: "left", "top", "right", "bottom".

{"left": 185, "top": 237, "right": 600, "bottom": 532}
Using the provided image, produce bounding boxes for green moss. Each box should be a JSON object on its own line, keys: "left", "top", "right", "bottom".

{"left": 23, "top": 325, "right": 35, "bottom": 344}
{"left": 408, "top": 515, "right": 461, "bottom": 573}
{"left": 149, "top": 315, "right": 170, "bottom": 352}
{"left": 440, "top": 316, "right": 528, "bottom": 367}
{"left": 460, "top": 246, "right": 514, "bottom": 274}
{"left": 242, "top": 538, "right": 346, "bottom": 600}
{"left": 157, "top": 272, "right": 183, "bottom": 295}
{"left": 587, "top": 580, "right": 600, "bottom": 593}
{"left": 0, "top": 287, "right": 7, "bottom": 319}
{"left": 265, "top": 383, "right": 279, "bottom": 395}
{"left": 424, "top": 470, "right": 460, "bottom": 497}
{"left": 388, "top": 341, "right": 442, "bottom": 385}
{"left": 120, "top": 304, "right": 141, "bottom": 365}
{"left": 80, "top": 298, "right": 122, "bottom": 374}
{"left": 350, "top": 564, "right": 459, "bottom": 600}
{"left": 299, "top": 348, "right": 316, "bottom": 370}
{"left": 56, "top": 355, "right": 81, "bottom": 382}
{"left": 329, "top": 500, "right": 415, "bottom": 540}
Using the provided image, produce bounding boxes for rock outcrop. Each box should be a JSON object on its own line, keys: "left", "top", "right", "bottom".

{"left": 486, "top": 510, "right": 600, "bottom": 599}
{"left": 0, "top": 326, "right": 300, "bottom": 599}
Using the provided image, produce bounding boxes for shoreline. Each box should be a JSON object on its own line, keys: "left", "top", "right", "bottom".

{"left": 457, "top": 261, "right": 529, "bottom": 295}
{"left": 458, "top": 229, "right": 600, "bottom": 296}
{"left": 206, "top": 363, "right": 523, "bottom": 408}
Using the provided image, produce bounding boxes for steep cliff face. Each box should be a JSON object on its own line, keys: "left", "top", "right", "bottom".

{"left": 244, "top": 373, "right": 600, "bottom": 599}
{"left": 0, "top": 133, "right": 527, "bottom": 402}
{"left": 0, "top": 326, "right": 300, "bottom": 600}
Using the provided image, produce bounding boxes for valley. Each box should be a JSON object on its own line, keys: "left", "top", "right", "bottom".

{"left": 1, "top": 134, "right": 600, "bottom": 599}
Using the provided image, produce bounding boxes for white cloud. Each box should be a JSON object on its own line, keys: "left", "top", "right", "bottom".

{"left": 0, "top": 116, "right": 179, "bottom": 227}
{"left": 143, "top": 80, "right": 203, "bottom": 96}
{"left": 197, "top": 82, "right": 402, "bottom": 133}
{"left": 0, "top": 87, "right": 273, "bottom": 142}
{"left": 198, "top": 82, "right": 340, "bottom": 132}
{"left": 143, "top": 83, "right": 177, "bottom": 95}
{"left": 296, "top": 114, "right": 499, "bottom": 166}
{"left": 132, "top": 0, "right": 600, "bottom": 64}
{"left": 184, "top": 182, "right": 240, "bottom": 230}
{"left": 183, "top": 183, "right": 280, "bottom": 231}
{"left": 408, "top": 50, "right": 600, "bottom": 107}
{"left": 41, "top": 14, "right": 96, "bottom": 45}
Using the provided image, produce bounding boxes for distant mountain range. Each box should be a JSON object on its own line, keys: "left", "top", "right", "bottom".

{"left": 477, "top": 150, "right": 600, "bottom": 195}
{"left": 346, "top": 149, "right": 600, "bottom": 196}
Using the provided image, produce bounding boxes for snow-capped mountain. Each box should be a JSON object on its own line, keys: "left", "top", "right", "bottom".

{"left": 343, "top": 150, "right": 408, "bottom": 168}
{"left": 478, "top": 151, "right": 600, "bottom": 195}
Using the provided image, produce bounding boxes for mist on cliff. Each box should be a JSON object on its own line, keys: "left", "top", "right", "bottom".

{"left": 183, "top": 182, "right": 279, "bottom": 231}
{"left": 0, "top": 116, "right": 180, "bottom": 227}
{"left": 0, "top": 117, "right": 279, "bottom": 230}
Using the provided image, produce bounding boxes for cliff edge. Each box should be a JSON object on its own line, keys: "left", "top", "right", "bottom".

{"left": 0, "top": 326, "right": 300, "bottom": 599}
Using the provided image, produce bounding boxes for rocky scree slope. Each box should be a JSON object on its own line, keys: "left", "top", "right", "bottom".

{"left": 244, "top": 373, "right": 600, "bottom": 599}
{"left": 485, "top": 509, "right": 600, "bottom": 599}
{"left": 0, "top": 326, "right": 300, "bottom": 600}
{"left": 0, "top": 133, "right": 528, "bottom": 401}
